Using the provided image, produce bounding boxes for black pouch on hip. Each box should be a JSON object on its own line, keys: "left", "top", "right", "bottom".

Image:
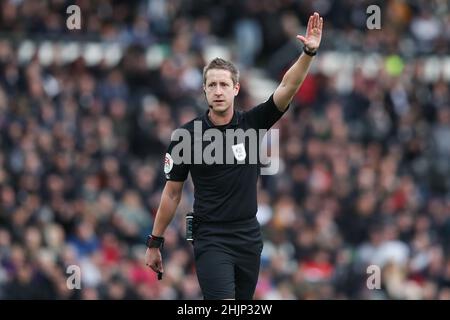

{"left": 186, "top": 212, "right": 194, "bottom": 242}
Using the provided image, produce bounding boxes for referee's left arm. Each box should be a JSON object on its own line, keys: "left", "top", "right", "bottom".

{"left": 273, "top": 12, "right": 323, "bottom": 112}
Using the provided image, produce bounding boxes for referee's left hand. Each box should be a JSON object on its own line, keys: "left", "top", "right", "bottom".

{"left": 296, "top": 12, "right": 323, "bottom": 52}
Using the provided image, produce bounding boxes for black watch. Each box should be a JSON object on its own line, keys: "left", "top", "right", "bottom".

{"left": 303, "top": 46, "right": 317, "bottom": 56}
{"left": 146, "top": 235, "right": 164, "bottom": 249}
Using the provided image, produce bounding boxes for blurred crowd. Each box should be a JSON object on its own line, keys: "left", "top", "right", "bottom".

{"left": 0, "top": 0, "right": 450, "bottom": 300}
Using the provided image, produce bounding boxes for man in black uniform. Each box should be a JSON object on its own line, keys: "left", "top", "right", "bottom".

{"left": 145, "top": 12, "right": 323, "bottom": 299}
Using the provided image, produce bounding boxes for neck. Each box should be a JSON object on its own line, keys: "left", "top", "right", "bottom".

{"left": 208, "top": 107, "right": 234, "bottom": 126}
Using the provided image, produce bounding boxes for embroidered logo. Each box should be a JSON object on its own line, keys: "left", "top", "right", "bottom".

{"left": 231, "top": 143, "right": 246, "bottom": 161}
{"left": 164, "top": 153, "right": 174, "bottom": 174}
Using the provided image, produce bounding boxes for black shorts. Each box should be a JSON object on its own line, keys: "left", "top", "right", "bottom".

{"left": 193, "top": 217, "right": 263, "bottom": 300}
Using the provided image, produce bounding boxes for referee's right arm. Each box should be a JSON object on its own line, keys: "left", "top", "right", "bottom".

{"left": 145, "top": 180, "right": 184, "bottom": 274}
{"left": 152, "top": 180, "right": 184, "bottom": 237}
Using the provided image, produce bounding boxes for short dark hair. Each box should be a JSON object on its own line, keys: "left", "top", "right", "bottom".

{"left": 203, "top": 58, "right": 239, "bottom": 85}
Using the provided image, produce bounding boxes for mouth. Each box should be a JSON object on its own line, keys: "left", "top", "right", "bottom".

{"left": 213, "top": 100, "right": 225, "bottom": 103}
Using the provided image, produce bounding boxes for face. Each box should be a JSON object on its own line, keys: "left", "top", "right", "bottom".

{"left": 203, "top": 69, "right": 240, "bottom": 114}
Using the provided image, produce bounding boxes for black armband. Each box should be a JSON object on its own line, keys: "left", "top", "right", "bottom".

{"left": 303, "top": 46, "right": 317, "bottom": 56}
{"left": 146, "top": 235, "right": 164, "bottom": 249}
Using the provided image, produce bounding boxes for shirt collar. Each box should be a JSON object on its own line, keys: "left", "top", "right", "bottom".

{"left": 203, "top": 108, "right": 239, "bottom": 129}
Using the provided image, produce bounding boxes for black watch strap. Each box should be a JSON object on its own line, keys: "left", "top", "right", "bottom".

{"left": 146, "top": 235, "right": 164, "bottom": 249}
{"left": 303, "top": 46, "right": 317, "bottom": 56}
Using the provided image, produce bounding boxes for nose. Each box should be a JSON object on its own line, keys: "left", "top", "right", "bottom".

{"left": 214, "top": 86, "right": 223, "bottom": 96}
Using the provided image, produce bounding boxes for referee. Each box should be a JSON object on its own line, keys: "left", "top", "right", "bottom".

{"left": 145, "top": 12, "right": 323, "bottom": 300}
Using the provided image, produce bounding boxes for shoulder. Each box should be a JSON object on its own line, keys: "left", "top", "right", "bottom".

{"left": 173, "top": 115, "right": 203, "bottom": 134}
{"left": 241, "top": 94, "right": 276, "bottom": 119}
{"left": 243, "top": 94, "right": 276, "bottom": 114}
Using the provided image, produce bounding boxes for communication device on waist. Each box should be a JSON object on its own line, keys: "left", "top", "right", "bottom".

{"left": 186, "top": 212, "right": 194, "bottom": 241}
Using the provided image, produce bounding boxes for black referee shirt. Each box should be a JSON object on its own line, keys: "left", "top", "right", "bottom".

{"left": 164, "top": 94, "right": 288, "bottom": 223}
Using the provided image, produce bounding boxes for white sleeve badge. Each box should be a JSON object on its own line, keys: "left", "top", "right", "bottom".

{"left": 164, "top": 153, "right": 174, "bottom": 175}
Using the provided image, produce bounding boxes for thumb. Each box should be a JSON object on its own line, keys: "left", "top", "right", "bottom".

{"left": 296, "top": 35, "right": 307, "bottom": 44}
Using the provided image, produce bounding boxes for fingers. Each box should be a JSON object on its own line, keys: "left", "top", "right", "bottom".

{"left": 146, "top": 260, "right": 164, "bottom": 273}
{"left": 145, "top": 249, "right": 164, "bottom": 274}
{"left": 147, "top": 263, "right": 162, "bottom": 273}
{"left": 309, "top": 12, "right": 323, "bottom": 30}
{"left": 155, "top": 261, "right": 164, "bottom": 274}
{"left": 306, "top": 15, "right": 312, "bottom": 34}
{"left": 311, "top": 12, "right": 318, "bottom": 29}
{"left": 306, "top": 12, "right": 322, "bottom": 34}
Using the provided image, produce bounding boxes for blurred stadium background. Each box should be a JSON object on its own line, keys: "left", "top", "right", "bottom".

{"left": 0, "top": 0, "right": 450, "bottom": 300}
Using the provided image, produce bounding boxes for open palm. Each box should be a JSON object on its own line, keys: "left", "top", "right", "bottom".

{"left": 297, "top": 12, "right": 323, "bottom": 51}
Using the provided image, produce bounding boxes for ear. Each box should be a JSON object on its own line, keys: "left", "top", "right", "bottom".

{"left": 234, "top": 83, "right": 240, "bottom": 96}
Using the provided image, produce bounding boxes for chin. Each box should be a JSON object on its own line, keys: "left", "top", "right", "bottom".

{"left": 211, "top": 105, "right": 229, "bottom": 113}
{"left": 216, "top": 107, "right": 229, "bottom": 113}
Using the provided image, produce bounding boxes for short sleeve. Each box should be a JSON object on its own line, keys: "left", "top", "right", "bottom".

{"left": 164, "top": 138, "right": 190, "bottom": 181}
{"left": 244, "top": 94, "right": 289, "bottom": 130}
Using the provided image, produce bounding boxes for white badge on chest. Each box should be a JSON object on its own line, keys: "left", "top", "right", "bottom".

{"left": 231, "top": 143, "right": 246, "bottom": 161}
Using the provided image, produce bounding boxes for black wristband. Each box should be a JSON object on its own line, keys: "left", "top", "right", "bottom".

{"left": 146, "top": 235, "right": 164, "bottom": 249}
{"left": 303, "top": 46, "right": 317, "bottom": 56}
